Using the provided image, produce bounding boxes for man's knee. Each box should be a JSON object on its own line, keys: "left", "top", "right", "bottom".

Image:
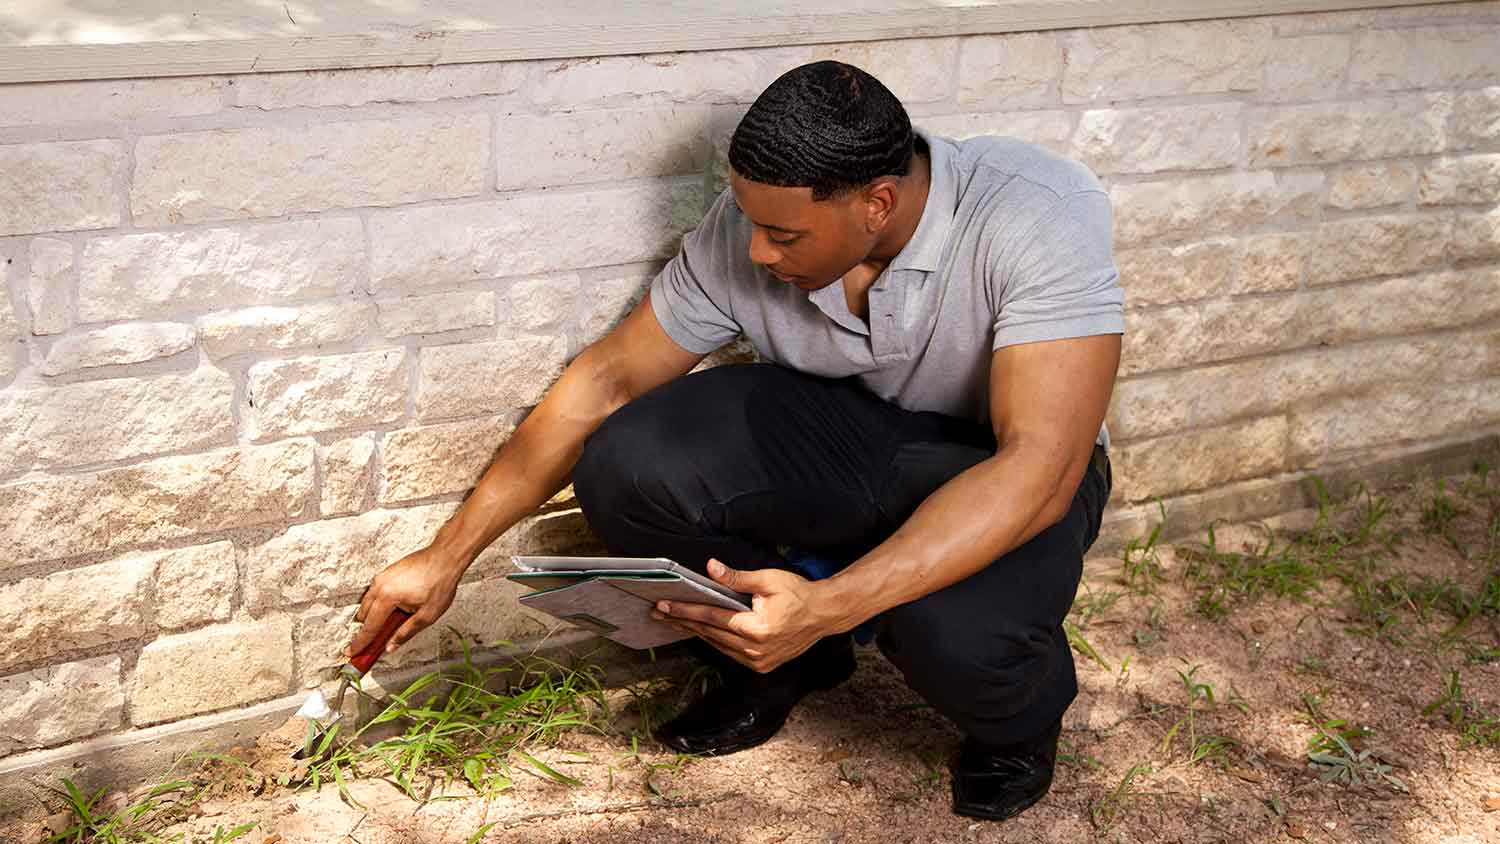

{"left": 878, "top": 599, "right": 1060, "bottom": 721}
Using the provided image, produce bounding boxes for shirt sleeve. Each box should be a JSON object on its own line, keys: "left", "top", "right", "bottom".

{"left": 990, "top": 190, "right": 1125, "bottom": 351}
{"left": 649, "top": 189, "right": 743, "bottom": 355}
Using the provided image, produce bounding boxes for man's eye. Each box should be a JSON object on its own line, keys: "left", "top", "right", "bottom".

{"left": 770, "top": 234, "right": 799, "bottom": 246}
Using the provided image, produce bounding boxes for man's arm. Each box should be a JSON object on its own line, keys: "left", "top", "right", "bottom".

{"left": 348, "top": 293, "right": 704, "bottom": 656}
{"left": 656, "top": 333, "right": 1119, "bottom": 671}
{"left": 817, "top": 333, "right": 1120, "bottom": 626}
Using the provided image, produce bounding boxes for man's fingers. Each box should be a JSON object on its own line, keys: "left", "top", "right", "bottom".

{"left": 671, "top": 618, "right": 759, "bottom": 658}
{"left": 345, "top": 600, "right": 397, "bottom": 659}
{"left": 386, "top": 611, "right": 428, "bottom": 653}
{"left": 706, "top": 558, "right": 785, "bottom": 595}
{"left": 657, "top": 599, "right": 743, "bottom": 630}
{"left": 354, "top": 586, "right": 374, "bottom": 624}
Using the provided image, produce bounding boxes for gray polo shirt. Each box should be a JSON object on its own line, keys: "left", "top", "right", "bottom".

{"left": 650, "top": 129, "right": 1124, "bottom": 446}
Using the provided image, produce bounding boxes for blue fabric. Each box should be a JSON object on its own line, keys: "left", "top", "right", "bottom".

{"left": 782, "top": 547, "right": 881, "bottom": 646}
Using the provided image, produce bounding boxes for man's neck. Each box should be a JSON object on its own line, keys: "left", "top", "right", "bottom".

{"left": 843, "top": 150, "right": 932, "bottom": 319}
{"left": 870, "top": 150, "right": 932, "bottom": 265}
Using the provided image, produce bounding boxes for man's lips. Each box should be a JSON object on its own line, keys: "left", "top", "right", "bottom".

{"left": 769, "top": 269, "right": 800, "bottom": 283}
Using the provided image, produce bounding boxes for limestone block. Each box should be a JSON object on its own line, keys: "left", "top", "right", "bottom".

{"left": 1350, "top": 26, "right": 1500, "bottom": 91}
{"left": 150, "top": 542, "right": 238, "bottom": 631}
{"left": 1235, "top": 233, "right": 1307, "bottom": 294}
{"left": 1454, "top": 209, "right": 1500, "bottom": 261}
{"left": 41, "top": 322, "right": 195, "bottom": 375}
{"left": 1418, "top": 155, "right": 1500, "bottom": 206}
{"left": 1072, "top": 104, "right": 1241, "bottom": 175}
{"left": 955, "top": 32, "right": 1061, "bottom": 109}
{"left": 0, "top": 440, "right": 314, "bottom": 568}
{"left": 0, "top": 140, "right": 125, "bottom": 236}
{"left": 1109, "top": 328, "right": 1500, "bottom": 441}
{"left": 378, "top": 291, "right": 495, "bottom": 338}
{"left": 129, "top": 618, "right": 294, "bottom": 725}
{"left": 132, "top": 116, "right": 488, "bottom": 226}
{"left": 1121, "top": 295, "right": 1300, "bottom": 376}
{"left": 529, "top": 49, "right": 766, "bottom": 107}
{"left": 199, "top": 300, "right": 373, "bottom": 358}
{"left": 578, "top": 274, "right": 652, "bottom": 346}
{"left": 246, "top": 349, "right": 407, "bottom": 440}
{"left": 1453, "top": 88, "right": 1500, "bottom": 149}
{"left": 235, "top": 63, "right": 527, "bottom": 109}
{"left": 1061, "top": 20, "right": 1269, "bottom": 103}
{"left": 0, "top": 558, "right": 152, "bottom": 670}
{"left": 380, "top": 416, "right": 515, "bottom": 505}
{"left": 368, "top": 179, "right": 702, "bottom": 292}
{"left": 1114, "top": 241, "right": 1234, "bottom": 308}
{"left": 0, "top": 368, "right": 234, "bottom": 472}
{"left": 79, "top": 218, "right": 363, "bottom": 322}
{"left": 507, "top": 276, "right": 578, "bottom": 333}
{"left": 27, "top": 237, "right": 73, "bottom": 335}
{"left": 1248, "top": 94, "right": 1451, "bottom": 166}
{"left": 1297, "top": 268, "right": 1500, "bottom": 346}
{"left": 0, "top": 76, "right": 225, "bottom": 126}
{"left": 0, "top": 657, "right": 123, "bottom": 755}
{"left": 916, "top": 111, "right": 1073, "bottom": 154}
{"left": 1307, "top": 215, "right": 1450, "bottom": 285}
{"left": 1113, "top": 417, "right": 1289, "bottom": 503}
{"left": 417, "top": 336, "right": 566, "bottom": 420}
{"left": 244, "top": 504, "right": 454, "bottom": 608}
{"left": 496, "top": 107, "right": 710, "bottom": 190}
{"left": 320, "top": 436, "right": 376, "bottom": 517}
{"left": 1290, "top": 378, "right": 1500, "bottom": 465}
{"left": 444, "top": 578, "right": 557, "bottom": 649}
{"left": 0, "top": 283, "right": 17, "bottom": 382}
{"left": 1262, "top": 34, "right": 1350, "bottom": 101}
{"left": 1326, "top": 162, "right": 1417, "bottom": 210}
{"left": 1111, "top": 171, "right": 1321, "bottom": 246}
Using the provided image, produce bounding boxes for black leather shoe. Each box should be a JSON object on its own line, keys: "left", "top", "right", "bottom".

{"left": 656, "top": 638, "right": 855, "bottom": 756}
{"left": 949, "top": 718, "right": 1062, "bottom": 821}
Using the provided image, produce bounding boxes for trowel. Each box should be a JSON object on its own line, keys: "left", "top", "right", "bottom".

{"left": 293, "top": 608, "right": 412, "bottom": 760}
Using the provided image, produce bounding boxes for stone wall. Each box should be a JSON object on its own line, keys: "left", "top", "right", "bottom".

{"left": 2, "top": 1, "right": 1499, "bottom": 780}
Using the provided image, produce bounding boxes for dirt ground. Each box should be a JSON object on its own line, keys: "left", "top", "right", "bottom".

{"left": 9, "top": 466, "right": 1500, "bottom": 844}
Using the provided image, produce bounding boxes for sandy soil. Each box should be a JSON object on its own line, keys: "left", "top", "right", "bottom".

{"left": 9, "top": 469, "right": 1500, "bottom": 844}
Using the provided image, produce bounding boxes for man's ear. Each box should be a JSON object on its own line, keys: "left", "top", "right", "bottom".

{"left": 861, "top": 177, "right": 900, "bottom": 233}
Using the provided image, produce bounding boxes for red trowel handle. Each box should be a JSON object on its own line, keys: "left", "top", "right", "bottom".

{"left": 348, "top": 609, "right": 413, "bottom": 676}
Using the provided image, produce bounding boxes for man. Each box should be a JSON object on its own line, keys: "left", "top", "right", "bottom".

{"left": 349, "top": 60, "right": 1122, "bottom": 821}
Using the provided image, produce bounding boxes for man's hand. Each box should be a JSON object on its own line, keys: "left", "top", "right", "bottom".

{"left": 346, "top": 548, "right": 462, "bottom": 659}
{"left": 653, "top": 559, "right": 842, "bottom": 673}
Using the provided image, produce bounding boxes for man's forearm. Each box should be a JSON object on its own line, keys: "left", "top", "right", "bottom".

{"left": 817, "top": 437, "right": 1082, "bottom": 632}
{"left": 427, "top": 348, "right": 629, "bottom": 576}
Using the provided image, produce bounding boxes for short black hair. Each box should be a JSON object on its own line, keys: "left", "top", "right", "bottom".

{"left": 729, "top": 60, "right": 924, "bottom": 201}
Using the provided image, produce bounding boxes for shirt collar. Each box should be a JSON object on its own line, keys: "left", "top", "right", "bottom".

{"left": 886, "top": 128, "right": 957, "bottom": 274}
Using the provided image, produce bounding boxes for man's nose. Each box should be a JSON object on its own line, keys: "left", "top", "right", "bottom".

{"left": 747, "top": 227, "right": 782, "bottom": 267}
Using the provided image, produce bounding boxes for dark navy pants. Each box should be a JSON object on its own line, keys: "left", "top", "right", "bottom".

{"left": 571, "top": 363, "right": 1110, "bottom": 747}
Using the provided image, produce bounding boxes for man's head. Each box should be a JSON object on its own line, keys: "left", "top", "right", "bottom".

{"left": 728, "top": 60, "right": 925, "bottom": 290}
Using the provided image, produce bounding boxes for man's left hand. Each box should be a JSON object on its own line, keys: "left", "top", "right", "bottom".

{"left": 652, "top": 559, "right": 840, "bottom": 673}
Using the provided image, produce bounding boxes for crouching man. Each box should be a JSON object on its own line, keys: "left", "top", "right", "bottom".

{"left": 351, "top": 60, "right": 1122, "bottom": 821}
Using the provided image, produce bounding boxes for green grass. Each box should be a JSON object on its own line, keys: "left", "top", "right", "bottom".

{"left": 1120, "top": 502, "right": 1168, "bottom": 595}
{"left": 1158, "top": 664, "right": 1244, "bottom": 767}
{"left": 44, "top": 640, "right": 613, "bottom": 841}
{"left": 1088, "top": 761, "right": 1152, "bottom": 832}
{"left": 1423, "top": 670, "right": 1500, "bottom": 749}
{"left": 43, "top": 777, "right": 255, "bottom": 844}
{"left": 302, "top": 638, "right": 608, "bottom": 804}
{"left": 1300, "top": 694, "right": 1406, "bottom": 792}
{"left": 1179, "top": 523, "right": 1324, "bottom": 620}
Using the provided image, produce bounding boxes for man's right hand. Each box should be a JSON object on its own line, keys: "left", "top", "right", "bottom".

{"left": 345, "top": 547, "right": 463, "bottom": 659}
